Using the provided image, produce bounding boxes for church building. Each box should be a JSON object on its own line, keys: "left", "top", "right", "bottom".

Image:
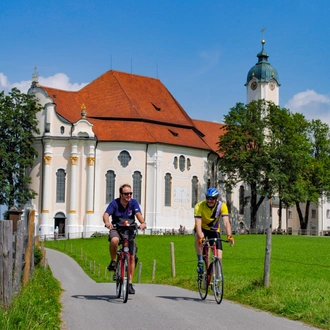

{"left": 25, "top": 40, "right": 327, "bottom": 237}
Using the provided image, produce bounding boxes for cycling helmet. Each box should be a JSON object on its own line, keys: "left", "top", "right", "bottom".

{"left": 205, "top": 188, "right": 219, "bottom": 199}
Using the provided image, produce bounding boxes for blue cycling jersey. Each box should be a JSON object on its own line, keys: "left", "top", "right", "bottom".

{"left": 105, "top": 198, "right": 141, "bottom": 224}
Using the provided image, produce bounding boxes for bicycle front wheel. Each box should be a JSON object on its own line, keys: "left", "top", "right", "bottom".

{"left": 212, "top": 258, "right": 224, "bottom": 304}
{"left": 197, "top": 259, "right": 208, "bottom": 300}
{"left": 115, "top": 257, "right": 121, "bottom": 298}
{"left": 122, "top": 254, "right": 129, "bottom": 303}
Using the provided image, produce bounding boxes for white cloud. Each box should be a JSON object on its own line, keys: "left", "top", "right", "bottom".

{"left": 0, "top": 73, "right": 88, "bottom": 94}
{"left": 285, "top": 90, "right": 330, "bottom": 125}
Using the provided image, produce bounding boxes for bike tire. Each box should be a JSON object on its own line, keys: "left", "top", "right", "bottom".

{"left": 122, "top": 254, "right": 129, "bottom": 303}
{"left": 115, "top": 256, "right": 121, "bottom": 298}
{"left": 212, "top": 258, "right": 224, "bottom": 304}
{"left": 197, "top": 259, "right": 208, "bottom": 300}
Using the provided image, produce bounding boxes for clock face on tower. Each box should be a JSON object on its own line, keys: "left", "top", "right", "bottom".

{"left": 251, "top": 81, "right": 258, "bottom": 90}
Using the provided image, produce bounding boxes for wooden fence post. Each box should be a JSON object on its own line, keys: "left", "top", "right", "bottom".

{"left": 0, "top": 220, "right": 13, "bottom": 306}
{"left": 23, "top": 210, "right": 35, "bottom": 286}
{"left": 41, "top": 240, "right": 47, "bottom": 267}
{"left": 152, "top": 260, "right": 156, "bottom": 281}
{"left": 13, "top": 220, "right": 24, "bottom": 295}
{"left": 137, "top": 262, "right": 142, "bottom": 283}
{"left": 170, "top": 242, "right": 176, "bottom": 277}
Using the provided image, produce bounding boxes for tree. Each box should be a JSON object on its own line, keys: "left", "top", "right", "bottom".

{"left": 0, "top": 88, "right": 41, "bottom": 214}
{"left": 218, "top": 100, "right": 312, "bottom": 230}
{"left": 218, "top": 100, "right": 282, "bottom": 229}
{"left": 266, "top": 111, "right": 311, "bottom": 229}
{"left": 295, "top": 119, "right": 330, "bottom": 230}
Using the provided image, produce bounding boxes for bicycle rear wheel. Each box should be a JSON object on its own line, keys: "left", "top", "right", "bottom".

{"left": 115, "top": 256, "right": 121, "bottom": 298}
{"left": 197, "top": 259, "right": 208, "bottom": 300}
{"left": 212, "top": 258, "right": 224, "bottom": 304}
{"left": 122, "top": 254, "right": 129, "bottom": 303}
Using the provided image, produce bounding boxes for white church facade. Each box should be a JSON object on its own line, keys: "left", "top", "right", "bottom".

{"left": 24, "top": 40, "right": 329, "bottom": 238}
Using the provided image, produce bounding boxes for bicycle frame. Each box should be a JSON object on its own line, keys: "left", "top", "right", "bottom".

{"left": 197, "top": 237, "right": 228, "bottom": 304}
{"left": 114, "top": 223, "right": 137, "bottom": 303}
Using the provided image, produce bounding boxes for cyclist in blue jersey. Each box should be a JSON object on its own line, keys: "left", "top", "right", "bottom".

{"left": 194, "top": 188, "right": 234, "bottom": 275}
{"left": 103, "top": 184, "right": 147, "bottom": 294}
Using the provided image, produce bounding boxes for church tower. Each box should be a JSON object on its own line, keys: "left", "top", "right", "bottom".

{"left": 245, "top": 38, "right": 280, "bottom": 105}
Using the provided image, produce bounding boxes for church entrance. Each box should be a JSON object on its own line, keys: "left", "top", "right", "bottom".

{"left": 54, "top": 212, "right": 66, "bottom": 238}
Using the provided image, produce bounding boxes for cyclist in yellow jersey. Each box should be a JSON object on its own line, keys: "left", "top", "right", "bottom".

{"left": 194, "top": 188, "right": 234, "bottom": 274}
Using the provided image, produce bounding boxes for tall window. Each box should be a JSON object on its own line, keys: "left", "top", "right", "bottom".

{"left": 133, "top": 171, "right": 142, "bottom": 204}
{"left": 118, "top": 150, "right": 131, "bottom": 168}
{"left": 164, "top": 173, "right": 172, "bottom": 206}
{"left": 173, "top": 156, "right": 178, "bottom": 169}
{"left": 239, "top": 185, "right": 245, "bottom": 215}
{"left": 187, "top": 158, "right": 191, "bottom": 170}
{"left": 179, "top": 155, "right": 185, "bottom": 172}
{"left": 56, "top": 169, "right": 66, "bottom": 203}
{"left": 106, "top": 170, "right": 116, "bottom": 203}
{"left": 226, "top": 190, "right": 232, "bottom": 214}
{"left": 191, "top": 176, "right": 198, "bottom": 207}
{"left": 211, "top": 163, "right": 215, "bottom": 187}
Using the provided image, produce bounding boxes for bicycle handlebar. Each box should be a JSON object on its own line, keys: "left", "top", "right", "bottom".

{"left": 113, "top": 223, "right": 138, "bottom": 231}
{"left": 199, "top": 237, "right": 230, "bottom": 244}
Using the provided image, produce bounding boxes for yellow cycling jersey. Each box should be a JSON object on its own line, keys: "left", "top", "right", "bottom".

{"left": 194, "top": 200, "right": 229, "bottom": 232}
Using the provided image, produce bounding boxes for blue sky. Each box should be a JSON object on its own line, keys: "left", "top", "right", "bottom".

{"left": 1, "top": 0, "right": 330, "bottom": 124}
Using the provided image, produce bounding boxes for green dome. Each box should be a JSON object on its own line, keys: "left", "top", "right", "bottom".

{"left": 246, "top": 40, "right": 280, "bottom": 85}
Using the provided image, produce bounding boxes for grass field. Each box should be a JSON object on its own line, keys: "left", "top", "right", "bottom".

{"left": 44, "top": 234, "right": 330, "bottom": 329}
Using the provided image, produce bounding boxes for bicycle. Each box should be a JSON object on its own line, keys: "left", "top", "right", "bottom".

{"left": 113, "top": 220, "right": 137, "bottom": 303}
{"left": 197, "top": 237, "right": 229, "bottom": 304}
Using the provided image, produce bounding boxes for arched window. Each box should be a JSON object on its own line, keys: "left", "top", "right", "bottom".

{"left": 226, "top": 190, "right": 232, "bottom": 214}
{"left": 164, "top": 173, "right": 172, "bottom": 206}
{"left": 118, "top": 150, "right": 131, "bottom": 168}
{"left": 187, "top": 158, "right": 191, "bottom": 171}
{"left": 239, "top": 185, "right": 245, "bottom": 215}
{"left": 211, "top": 163, "right": 215, "bottom": 186}
{"left": 133, "top": 171, "right": 142, "bottom": 204}
{"left": 105, "top": 170, "right": 116, "bottom": 203}
{"left": 173, "top": 156, "right": 178, "bottom": 169}
{"left": 56, "top": 169, "right": 66, "bottom": 203}
{"left": 60, "top": 126, "right": 65, "bottom": 134}
{"left": 191, "top": 176, "right": 198, "bottom": 207}
{"left": 179, "top": 155, "right": 185, "bottom": 172}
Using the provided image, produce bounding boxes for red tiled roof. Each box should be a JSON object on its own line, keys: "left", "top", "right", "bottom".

{"left": 41, "top": 70, "right": 225, "bottom": 153}
{"left": 192, "top": 119, "right": 226, "bottom": 156}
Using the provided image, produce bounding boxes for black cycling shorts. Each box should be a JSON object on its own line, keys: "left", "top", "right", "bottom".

{"left": 195, "top": 228, "right": 223, "bottom": 250}
{"left": 109, "top": 229, "right": 137, "bottom": 256}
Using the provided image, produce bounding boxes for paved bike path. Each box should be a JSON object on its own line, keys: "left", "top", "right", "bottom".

{"left": 46, "top": 248, "right": 318, "bottom": 330}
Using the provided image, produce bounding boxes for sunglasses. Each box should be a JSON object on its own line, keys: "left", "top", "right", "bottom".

{"left": 206, "top": 197, "right": 216, "bottom": 201}
{"left": 122, "top": 192, "right": 133, "bottom": 196}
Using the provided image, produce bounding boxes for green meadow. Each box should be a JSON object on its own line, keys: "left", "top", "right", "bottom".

{"left": 1, "top": 234, "right": 329, "bottom": 329}
{"left": 45, "top": 234, "right": 330, "bottom": 329}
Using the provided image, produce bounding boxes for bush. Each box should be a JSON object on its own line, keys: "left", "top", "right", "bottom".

{"left": 90, "top": 231, "right": 107, "bottom": 238}
{"left": 34, "top": 246, "right": 43, "bottom": 265}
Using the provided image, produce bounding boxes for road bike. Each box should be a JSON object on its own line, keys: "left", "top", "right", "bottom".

{"left": 113, "top": 220, "right": 137, "bottom": 303}
{"left": 197, "top": 237, "right": 229, "bottom": 304}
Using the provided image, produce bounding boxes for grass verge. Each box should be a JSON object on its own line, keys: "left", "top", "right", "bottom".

{"left": 0, "top": 266, "right": 62, "bottom": 330}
